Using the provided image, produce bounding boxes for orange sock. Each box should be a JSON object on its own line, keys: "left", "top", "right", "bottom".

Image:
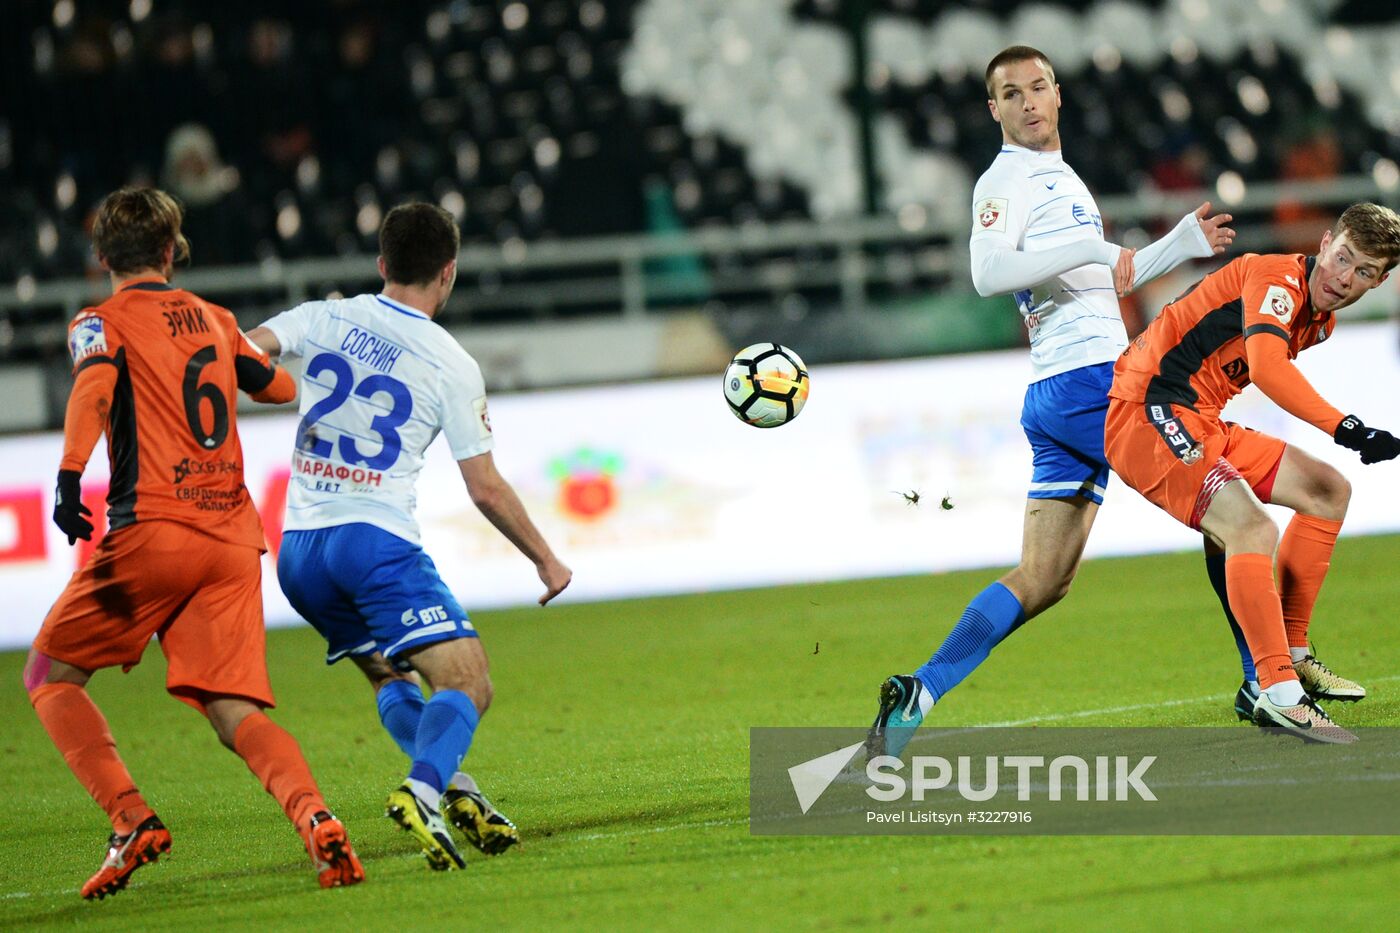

{"left": 1277, "top": 514, "right": 1343, "bottom": 649}
{"left": 1225, "top": 553, "right": 1296, "bottom": 689}
{"left": 29, "top": 682, "right": 153, "bottom": 835}
{"left": 232, "top": 712, "right": 325, "bottom": 832}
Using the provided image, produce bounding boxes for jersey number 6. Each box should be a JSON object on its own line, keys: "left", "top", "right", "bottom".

{"left": 183, "top": 345, "right": 229, "bottom": 450}
{"left": 295, "top": 352, "right": 414, "bottom": 470}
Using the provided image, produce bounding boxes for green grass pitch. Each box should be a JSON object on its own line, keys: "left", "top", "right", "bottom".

{"left": 4, "top": 536, "right": 1400, "bottom": 930}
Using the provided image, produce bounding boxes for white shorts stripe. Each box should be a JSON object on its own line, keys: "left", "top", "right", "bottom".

{"left": 326, "top": 639, "right": 378, "bottom": 663}
{"left": 385, "top": 619, "right": 462, "bottom": 656}
{"left": 1028, "top": 480, "right": 1106, "bottom": 495}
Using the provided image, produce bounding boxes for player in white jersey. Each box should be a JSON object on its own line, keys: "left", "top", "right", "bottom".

{"left": 247, "top": 203, "right": 572, "bottom": 870}
{"left": 867, "top": 46, "right": 1239, "bottom": 758}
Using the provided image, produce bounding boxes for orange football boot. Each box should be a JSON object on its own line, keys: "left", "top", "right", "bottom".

{"left": 81, "top": 815, "right": 172, "bottom": 900}
{"left": 304, "top": 811, "right": 365, "bottom": 888}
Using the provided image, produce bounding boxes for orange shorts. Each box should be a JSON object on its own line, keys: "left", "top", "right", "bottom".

{"left": 1104, "top": 397, "right": 1286, "bottom": 530}
{"left": 34, "top": 520, "right": 274, "bottom": 712}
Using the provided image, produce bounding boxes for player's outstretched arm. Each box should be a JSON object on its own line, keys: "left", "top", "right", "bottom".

{"left": 1244, "top": 330, "right": 1343, "bottom": 433}
{"left": 969, "top": 237, "right": 1125, "bottom": 298}
{"left": 234, "top": 330, "right": 295, "bottom": 404}
{"left": 1129, "top": 202, "right": 1235, "bottom": 292}
{"left": 1243, "top": 332, "right": 1399, "bottom": 462}
{"left": 244, "top": 326, "right": 282, "bottom": 357}
{"left": 459, "top": 452, "right": 572, "bottom": 604}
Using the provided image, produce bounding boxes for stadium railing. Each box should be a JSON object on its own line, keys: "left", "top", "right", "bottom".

{"left": 4, "top": 174, "right": 1393, "bottom": 335}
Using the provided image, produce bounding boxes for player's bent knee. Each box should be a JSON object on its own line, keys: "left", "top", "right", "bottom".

{"left": 403, "top": 637, "right": 491, "bottom": 708}
{"left": 472, "top": 675, "right": 494, "bottom": 715}
{"left": 1004, "top": 564, "right": 1076, "bottom": 617}
{"left": 434, "top": 671, "right": 492, "bottom": 714}
{"left": 1037, "top": 576, "right": 1075, "bottom": 616}
{"left": 1228, "top": 513, "right": 1278, "bottom": 555}
{"left": 1280, "top": 451, "right": 1352, "bottom": 519}
{"left": 1318, "top": 467, "right": 1351, "bottom": 513}
{"left": 203, "top": 696, "right": 261, "bottom": 750}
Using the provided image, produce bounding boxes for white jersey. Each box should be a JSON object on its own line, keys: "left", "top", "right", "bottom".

{"left": 971, "top": 144, "right": 1124, "bottom": 382}
{"left": 262, "top": 293, "right": 493, "bottom": 544}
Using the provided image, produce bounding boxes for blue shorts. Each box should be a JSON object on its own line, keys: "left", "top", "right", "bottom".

{"left": 278, "top": 523, "right": 477, "bottom": 665}
{"left": 1020, "top": 362, "right": 1113, "bottom": 505}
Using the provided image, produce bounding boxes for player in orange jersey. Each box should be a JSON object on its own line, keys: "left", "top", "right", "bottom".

{"left": 23, "top": 187, "right": 364, "bottom": 898}
{"left": 1106, "top": 202, "right": 1400, "bottom": 742}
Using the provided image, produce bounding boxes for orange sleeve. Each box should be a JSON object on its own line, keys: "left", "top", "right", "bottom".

{"left": 1239, "top": 258, "right": 1344, "bottom": 435}
{"left": 66, "top": 309, "right": 122, "bottom": 375}
{"left": 251, "top": 366, "right": 296, "bottom": 404}
{"left": 1243, "top": 333, "right": 1344, "bottom": 436}
{"left": 59, "top": 362, "right": 118, "bottom": 473}
{"left": 59, "top": 308, "right": 125, "bottom": 473}
{"left": 233, "top": 327, "right": 296, "bottom": 404}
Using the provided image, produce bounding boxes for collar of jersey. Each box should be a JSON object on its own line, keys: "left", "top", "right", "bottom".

{"left": 375, "top": 294, "right": 431, "bottom": 319}
{"left": 119, "top": 275, "right": 175, "bottom": 292}
{"left": 999, "top": 143, "right": 1064, "bottom": 164}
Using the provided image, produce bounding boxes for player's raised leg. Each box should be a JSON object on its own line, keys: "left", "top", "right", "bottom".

{"left": 1197, "top": 479, "right": 1354, "bottom": 743}
{"left": 384, "top": 636, "right": 492, "bottom": 870}
{"left": 1265, "top": 446, "right": 1364, "bottom": 701}
{"left": 24, "top": 651, "right": 170, "bottom": 900}
{"left": 868, "top": 360, "right": 1110, "bottom": 759}
{"left": 868, "top": 492, "right": 1096, "bottom": 759}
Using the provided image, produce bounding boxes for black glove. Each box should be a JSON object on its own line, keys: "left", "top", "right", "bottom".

{"left": 1334, "top": 414, "right": 1400, "bottom": 465}
{"left": 53, "top": 469, "right": 93, "bottom": 544}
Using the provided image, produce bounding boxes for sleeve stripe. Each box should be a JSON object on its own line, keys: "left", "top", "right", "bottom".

{"left": 73, "top": 355, "right": 119, "bottom": 374}
{"left": 1243, "top": 323, "right": 1289, "bottom": 341}
{"left": 235, "top": 355, "right": 277, "bottom": 393}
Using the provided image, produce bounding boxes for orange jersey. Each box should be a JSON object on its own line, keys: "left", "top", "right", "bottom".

{"left": 62, "top": 276, "right": 293, "bottom": 550}
{"left": 1109, "top": 254, "right": 1343, "bottom": 434}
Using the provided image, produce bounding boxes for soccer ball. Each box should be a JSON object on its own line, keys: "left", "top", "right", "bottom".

{"left": 723, "top": 343, "right": 810, "bottom": 428}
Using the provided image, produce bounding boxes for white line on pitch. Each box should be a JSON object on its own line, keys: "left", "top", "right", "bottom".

{"left": 971, "top": 673, "right": 1400, "bottom": 728}
{"left": 573, "top": 816, "right": 746, "bottom": 843}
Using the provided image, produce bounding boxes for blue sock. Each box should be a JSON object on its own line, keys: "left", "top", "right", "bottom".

{"left": 1205, "top": 551, "right": 1256, "bottom": 682}
{"left": 914, "top": 582, "right": 1027, "bottom": 702}
{"left": 407, "top": 690, "right": 480, "bottom": 792}
{"left": 376, "top": 679, "right": 426, "bottom": 757}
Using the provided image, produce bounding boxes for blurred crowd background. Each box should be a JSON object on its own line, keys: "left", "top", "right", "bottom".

{"left": 2, "top": 0, "right": 1399, "bottom": 424}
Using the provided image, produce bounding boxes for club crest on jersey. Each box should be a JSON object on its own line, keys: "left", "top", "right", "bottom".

{"left": 69, "top": 316, "right": 108, "bottom": 363}
{"left": 1259, "top": 285, "right": 1295, "bottom": 325}
{"left": 975, "top": 197, "right": 1008, "bottom": 233}
{"left": 473, "top": 395, "right": 492, "bottom": 437}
